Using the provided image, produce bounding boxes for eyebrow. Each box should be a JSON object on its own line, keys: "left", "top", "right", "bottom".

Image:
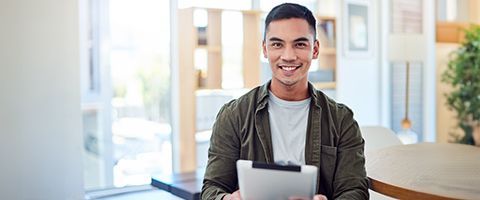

{"left": 268, "top": 37, "right": 310, "bottom": 43}
{"left": 293, "top": 37, "right": 310, "bottom": 42}
{"left": 268, "top": 37, "right": 284, "bottom": 42}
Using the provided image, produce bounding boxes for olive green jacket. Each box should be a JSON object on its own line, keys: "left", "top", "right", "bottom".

{"left": 201, "top": 81, "right": 369, "bottom": 200}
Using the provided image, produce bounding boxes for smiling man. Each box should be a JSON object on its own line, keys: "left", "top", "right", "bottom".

{"left": 201, "top": 3, "right": 369, "bottom": 200}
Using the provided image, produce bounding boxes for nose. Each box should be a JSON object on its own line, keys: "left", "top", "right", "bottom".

{"left": 280, "top": 46, "right": 297, "bottom": 62}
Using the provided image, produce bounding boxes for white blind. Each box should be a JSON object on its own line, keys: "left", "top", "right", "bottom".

{"left": 391, "top": 0, "right": 423, "bottom": 33}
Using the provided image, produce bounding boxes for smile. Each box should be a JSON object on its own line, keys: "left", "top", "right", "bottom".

{"left": 279, "top": 64, "right": 301, "bottom": 71}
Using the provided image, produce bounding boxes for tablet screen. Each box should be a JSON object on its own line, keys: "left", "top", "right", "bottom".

{"left": 237, "top": 160, "right": 317, "bottom": 200}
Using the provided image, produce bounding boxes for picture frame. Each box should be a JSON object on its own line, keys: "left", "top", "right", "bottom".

{"left": 343, "top": 0, "right": 372, "bottom": 58}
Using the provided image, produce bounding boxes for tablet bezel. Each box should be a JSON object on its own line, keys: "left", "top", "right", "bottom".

{"left": 236, "top": 160, "right": 318, "bottom": 200}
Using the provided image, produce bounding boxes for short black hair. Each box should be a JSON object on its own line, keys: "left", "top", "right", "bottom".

{"left": 264, "top": 3, "right": 317, "bottom": 41}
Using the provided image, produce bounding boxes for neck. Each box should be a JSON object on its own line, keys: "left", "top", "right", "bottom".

{"left": 269, "top": 80, "right": 310, "bottom": 101}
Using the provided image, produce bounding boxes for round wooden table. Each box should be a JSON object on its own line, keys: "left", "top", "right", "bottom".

{"left": 366, "top": 143, "right": 480, "bottom": 200}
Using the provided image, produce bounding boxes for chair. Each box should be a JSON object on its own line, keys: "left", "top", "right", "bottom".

{"left": 360, "top": 126, "right": 403, "bottom": 153}
{"left": 360, "top": 126, "right": 403, "bottom": 200}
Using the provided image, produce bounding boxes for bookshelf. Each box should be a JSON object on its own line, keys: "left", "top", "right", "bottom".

{"left": 436, "top": 22, "right": 468, "bottom": 43}
{"left": 177, "top": 7, "right": 262, "bottom": 172}
{"left": 176, "top": 8, "right": 338, "bottom": 171}
{"left": 313, "top": 15, "right": 337, "bottom": 89}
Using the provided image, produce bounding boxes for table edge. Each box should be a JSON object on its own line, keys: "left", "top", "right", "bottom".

{"left": 368, "top": 177, "right": 457, "bottom": 200}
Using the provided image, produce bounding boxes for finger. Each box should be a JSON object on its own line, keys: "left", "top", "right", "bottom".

{"left": 231, "top": 190, "right": 242, "bottom": 200}
{"left": 288, "top": 196, "right": 309, "bottom": 200}
{"left": 313, "top": 194, "right": 328, "bottom": 200}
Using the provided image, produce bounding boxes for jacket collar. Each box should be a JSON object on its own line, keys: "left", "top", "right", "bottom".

{"left": 256, "top": 80, "right": 322, "bottom": 110}
{"left": 255, "top": 81, "right": 270, "bottom": 112}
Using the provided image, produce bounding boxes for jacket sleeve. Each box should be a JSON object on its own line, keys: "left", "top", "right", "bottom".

{"left": 332, "top": 106, "right": 370, "bottom": 200}
{"left": 201, "top": 104, "right": 241, "bottom": 200}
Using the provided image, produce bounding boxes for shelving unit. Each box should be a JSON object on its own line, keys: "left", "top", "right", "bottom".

{"left": 175, "top": 7, "right": 339, "bottom": 171}
{"left": 313, "top": 81, "right": 336, "bottom": 90}
{"left": 176, "top": 7, "right": 262, "bottom": 172}
{"left": 313, "top": 15, "right": 337, "bottom": 89}
{"left": 436, "top": 22, "right": 467, "bottom": 43}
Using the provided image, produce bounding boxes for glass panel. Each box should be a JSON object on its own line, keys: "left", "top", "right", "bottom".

{"left": 83, "top": 0, "right": 172, "bottom": 190}
{"left": 109, "top": 0, "right": 172, "bottom": 187}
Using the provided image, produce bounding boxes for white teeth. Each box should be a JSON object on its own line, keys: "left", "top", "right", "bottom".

{"left": 283, "top": 67, "right": 296, "bottom": 71}
{"left": 280, "top": 65, "right": 300, "bottom": 71}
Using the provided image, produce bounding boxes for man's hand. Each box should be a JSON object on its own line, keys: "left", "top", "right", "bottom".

{"left": 224, "top": 191, "right": 327, "bottom": 200}
{"left": 313, "top": 195, "right": 328, "bottom": 200}
{"left": 223, "top": 190, "right": 241, "bottom": 200}
{"left": 288, "top": 194, "right": 328, "bottom": 200}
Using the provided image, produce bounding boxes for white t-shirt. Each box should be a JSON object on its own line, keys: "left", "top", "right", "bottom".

{"left": 268, "top": 91, "right": 311, "bottom": 165}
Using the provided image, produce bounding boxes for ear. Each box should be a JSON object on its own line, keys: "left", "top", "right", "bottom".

{"left": 262, "top": 41, "right": 268, "bottom": 58}
{"left": 312, "top": 40, "right": 320, "bottom": 59}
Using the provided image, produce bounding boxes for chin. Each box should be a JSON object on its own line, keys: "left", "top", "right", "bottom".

{"left": 279, "top": 79, "right": 298, "bottom": 87}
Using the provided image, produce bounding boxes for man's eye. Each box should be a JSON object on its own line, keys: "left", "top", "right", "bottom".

{"left": 295, "top": 43, "right": 308, "bottom": 48}
{"left": 271, "top": 43, "right": 282, "bottom": 48}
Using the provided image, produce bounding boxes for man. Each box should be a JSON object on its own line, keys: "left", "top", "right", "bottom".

{"left": 201, "top": 3, "right": 369, "bottom": 200}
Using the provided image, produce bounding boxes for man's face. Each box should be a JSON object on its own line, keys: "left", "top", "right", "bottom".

{"left": 263, "top": 18, "right": 319, "bottom": 88}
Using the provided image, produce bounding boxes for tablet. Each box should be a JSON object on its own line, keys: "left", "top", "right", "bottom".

{"left": 236, "top": 160, "right": 318, "bottom": 200}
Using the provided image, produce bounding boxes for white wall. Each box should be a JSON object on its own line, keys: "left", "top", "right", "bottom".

{"left": 0, "top": 0, "right": 84, "bottom": 199}
{"left": 422, "top": 0, "right": 437, "bottom": 142}
{"left": 436, "top": 43, "right": 461, "bottom": 143}
{"left": 336, "top": 0, "right": 381, "bottom": 126}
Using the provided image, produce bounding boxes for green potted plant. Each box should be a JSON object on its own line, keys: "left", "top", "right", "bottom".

{"left": 442, "top": 25, "right": 480, "bottom": 146}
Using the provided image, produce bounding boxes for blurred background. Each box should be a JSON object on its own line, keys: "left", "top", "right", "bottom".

{"left": 1, "top": 0, "right": 479, "bottom": 199}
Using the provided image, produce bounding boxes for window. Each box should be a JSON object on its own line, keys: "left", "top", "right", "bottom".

{"left": 82, "top": 0, "right": 172, "bottom": 190}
